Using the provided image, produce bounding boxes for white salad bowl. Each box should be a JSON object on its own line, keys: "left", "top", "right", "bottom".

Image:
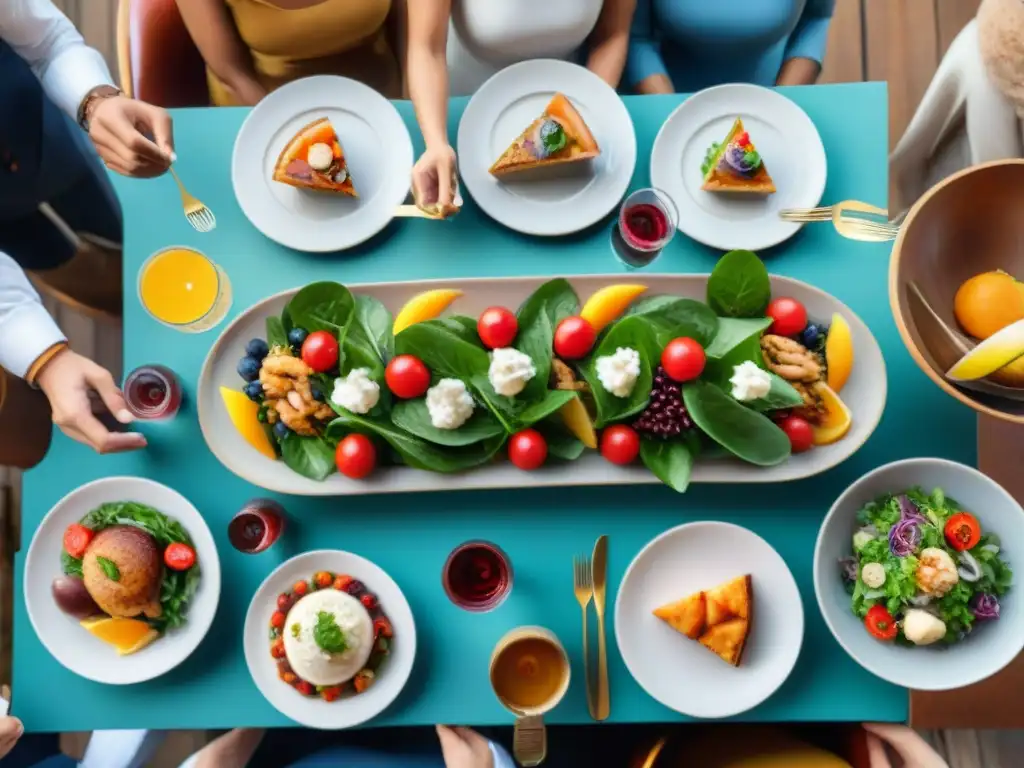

{"left": 814, "top": 458, "right": 1024, "bottom": 691}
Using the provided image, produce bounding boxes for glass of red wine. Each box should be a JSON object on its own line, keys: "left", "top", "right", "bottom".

{"left": 611, "top": 187, "right": 679, "bottom": 269}
{"left": 123, "top": 364, "right": 183, "bottom": 420}
{"left": 229, "top": 499, "right": 286, "bottom": 554}
{"left": 442, "top": 540, "right": 513, "bottom": 612}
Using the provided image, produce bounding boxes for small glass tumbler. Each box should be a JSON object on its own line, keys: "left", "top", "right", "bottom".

{"left": 611, "top": 188, "right": 679, "bottom": 269}
{"left": 442, "top": 540, "right": 513, "bottom": 613}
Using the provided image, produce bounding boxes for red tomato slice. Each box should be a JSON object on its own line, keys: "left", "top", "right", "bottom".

{"left": 164, "top": 542, "right": 196, "bottom": 571}
{"left": 944, "top": 512, "right": 981, "bottom": 551}
{"left": 63, "top": 524, "right": 94, "bottom": 559}
{"left": 864, "top": 604, "right": 898, "bottom": 641}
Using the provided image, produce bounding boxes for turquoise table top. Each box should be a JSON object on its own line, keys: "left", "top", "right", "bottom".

{"left": 15, "top": 83, "right": 977, "bottom": 733}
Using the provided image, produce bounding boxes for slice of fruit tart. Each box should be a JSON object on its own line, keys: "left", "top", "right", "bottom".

{"left": 489, "top": 93, "right": 600, "bottom": 177}
{"left": 273, "top": 117, "right": 357, "bottom": 196}
{"left": 700, "top": 118, "right": 775, "bottom": 195}
{"left": 653, "top": 574, "right": 753, "bottom": 667}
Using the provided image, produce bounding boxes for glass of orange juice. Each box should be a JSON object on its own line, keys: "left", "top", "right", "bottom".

{"left": 138, "top": 246, "right": 232, "bottom": 332}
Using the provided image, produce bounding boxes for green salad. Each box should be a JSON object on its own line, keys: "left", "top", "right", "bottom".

{"left": 842, "top": 487, "right": 1012, "bottom": 646}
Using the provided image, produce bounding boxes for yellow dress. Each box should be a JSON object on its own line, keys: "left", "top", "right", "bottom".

{"left": 207, "top": 0, "right": 400, "bottom": 105}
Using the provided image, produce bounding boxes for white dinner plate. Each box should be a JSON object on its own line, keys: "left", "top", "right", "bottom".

{"left": 24, "top": 477, "right": 220, "bottom": 685}
{"left": 457, "top": 59, "right": 637, "bottom": 236}
{"left": 615, "top": 522, "right": 804, "bottom": 719}
{"left": 244, "top": 550, "right": 416, "bottom": 729}
{"left": 650, "top": 84, "right": 827, "bottom": 251}
{"left": 232, "top": 76, "right": 414, "bottom": 252}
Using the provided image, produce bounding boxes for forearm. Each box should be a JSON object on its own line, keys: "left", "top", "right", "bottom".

{"left": 407, "top": 47, "right": 450, "bottom": 149}
{"left": 635, "top": 73, "right": 673, "bottom": 95}
{"left": 776, "top": 57, "right": 821, "bottom": 86}
{"left": 0, "top": 252, "right": 67, "bottom": 381}
{"left": 585, "top": 0, "right": 636, "bottom": 88}
{"left": 190, "top": 729, "right": 265, "bottom": 768}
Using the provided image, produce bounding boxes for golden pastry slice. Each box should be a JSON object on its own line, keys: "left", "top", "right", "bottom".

{"left": 489, "top": 93, "right": 600, "bottom": 176}
{"left": 652, "top": 590, "right": 706, "bottom": 640}
{"left": 653, "top": 574, "right": 753, "bottom": 667}
{"left": 273, "top": 117, "right": 357, "bottom": 196}
{"left": 700, "top": 118, "right": 775, "bottom": 195}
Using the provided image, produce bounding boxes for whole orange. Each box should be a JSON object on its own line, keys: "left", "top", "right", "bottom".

{"left": 953, "top": 270, "right": 1024, "bottom": 340}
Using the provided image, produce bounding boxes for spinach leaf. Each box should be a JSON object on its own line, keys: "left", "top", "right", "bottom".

{"left": 640, "top": 438, "right": 696, "bottom": 493}
{"left": 286, "top": 282, "right": 355, "bottom": 336}
{"left": 703, "top": 331, "right": 804, "bottom": 413}
{"left": 706, "top": 250, "right": 772, "bottom": 318}
{"left": 744, "top": 375, "right": 805, "bottom": 412}
{"left": 328, "top": 412, "right": 504, "bottom": 473}
{"left": 580, "top": 316, "right": 659, "bottom": 427}
{"left": 439, "top": 315, "right": 484, "bottom": 343}
{"left": 626, "top": 296, "right": 719, "bottom": 347}
{"left": 348, "top": 294, "right": 394, "bottom": 363}
{"left": 394, "top": 320, "right": 490, "bottom": 380}
{"left": 705, "top": 317, "right": 772, "bottom": 359}
{"left": 512, "top": 389, "right": 578, "bottom": 427}
{"left": 280, "top": 434, "right": 337, "bottom": 481}
{"left": 682, "top": 381, "right": 791, "bottom": 466}
{"left": 514, "top": 279, "right": 580, "bottom": 400}
{"left": 535, "top": 418, "right": 585, "bottom": 461}
{"left": 390, "top": 399, "right": 504, "bottom": 446}
{"left": 61, "top": 551, "right": 83, "bottom": 578}
{"left": 266, "top": 316, "right": 288, "bottom": 348}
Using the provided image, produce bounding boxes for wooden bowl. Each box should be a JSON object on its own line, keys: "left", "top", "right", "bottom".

{"left": 889, "top": 159, "right": 1024, "bottom": 425}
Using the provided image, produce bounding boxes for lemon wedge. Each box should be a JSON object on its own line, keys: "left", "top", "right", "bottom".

{"left": 580, "top": 284, "right": 647, "bottom": 333}
{"left": 220, "top": 387, "right": 276, "bottom": 459}
{"left": 825, "top": 313, "right": 854, "bottom": 392}
{"left": 946, "top": 318, "right": 1024, "bottom": 381}
{"left": 559, "top": 396, "right": 597, "bottom": 449}
{"left": 812, "top": 383, "right": 852, "bottom": 446}
{"left": 393, "top": 289, "right": 463, "bottom": 335}
{"left": 81, "top": 617, "right": 159, "bottom": 656}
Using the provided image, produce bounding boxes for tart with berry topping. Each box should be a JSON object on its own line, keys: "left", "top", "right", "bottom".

{"left": 700, "top": 118, "right": 775, "bottom": 195}
{"left": 273, "top": 117, "right": 357, "bottom": 196}
{"left": 489, "top": 93, "right": 600, "bottom": 177}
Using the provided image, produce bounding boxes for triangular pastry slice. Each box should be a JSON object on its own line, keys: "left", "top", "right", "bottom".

{"left": 700, "top": 118, "right": 775, "bottom": 195}
{"left": 273, "top": 117, "right": 357, "bottom": 196}
{"left": 653, "top": 574, "right": 753, "bottom": 667}
{"left": 489, "top": 93, "right": 600, "bottom": 177}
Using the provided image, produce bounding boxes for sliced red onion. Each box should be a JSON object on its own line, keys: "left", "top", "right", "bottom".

{"left": 971, "top": 593, "right": 1000, "bottom": 620}
{"left": 889, "top": 517, "right": 921, "bottom": 557}
{"left": 898, "top": 494, "right": 927, "bottom": 524}
{"left": 958, "top": 551, "right": 982, "bottom": 582}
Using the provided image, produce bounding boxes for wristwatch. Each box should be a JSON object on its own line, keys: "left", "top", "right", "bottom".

{"left": 77, "top": 85, "right": 123, "bottom": 132}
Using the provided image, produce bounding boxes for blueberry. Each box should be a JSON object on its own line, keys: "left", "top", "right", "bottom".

{"left": 246, "top": 338, "right": 270, "bottom": 360}
{"left": 244, "top": 381, "right": 263, "bottom": 401}
{"left": 273, "top": 422, "right": 290, "bottom": 440}
{"left": 288, "top": 328, "right": 309, "bottom": 348}
{"left": 237, "top": 356, "right": 261, "bottom": 382}
{"left": 800, "top": 325, "right": 820, "bottom": 348}
{"left": 310, "top": 383, "right": 324, "bottom": 401}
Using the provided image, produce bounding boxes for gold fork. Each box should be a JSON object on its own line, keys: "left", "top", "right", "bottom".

{"left": 169, "top": 168, "right": 216, "bottom": 233}
{"left": 779, "top": 200, "right": 898, "bottom": 242}
{"left": 573, "top": 554, "right": 595, "bottom": 719}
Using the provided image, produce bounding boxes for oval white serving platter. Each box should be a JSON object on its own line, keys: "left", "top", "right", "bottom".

{"left": 197, "top": 274, "right": 886, "bottom": 496}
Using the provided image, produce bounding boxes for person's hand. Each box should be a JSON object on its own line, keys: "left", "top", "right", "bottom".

{"left": 863, "top": 723, "right": 948, "bottom": 768}
{"left": 88, "top": 96, "right": 175, "bottom": 178}
{"left": 412, "top": 144, "right": 459, "bottom": 217}
{"left": 0, "top": 716, "right": 24, "bottom": 759}
{"left": 436, "top": 725, "right": 494, "bottom": 768}
{"left": 36, "top": 349, "right": 147, "bottom": 454}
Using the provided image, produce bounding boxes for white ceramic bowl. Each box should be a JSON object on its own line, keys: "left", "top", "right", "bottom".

{"left": 814, "top": 458, "right": 1024, "bottom": 691}
{"left": 24, "top": 477, "right": 220, "bottom": 685}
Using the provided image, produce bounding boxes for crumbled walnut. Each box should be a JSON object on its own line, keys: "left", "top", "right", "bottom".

{"left": 760, "top": 334, "right": 822, "bottom": 383}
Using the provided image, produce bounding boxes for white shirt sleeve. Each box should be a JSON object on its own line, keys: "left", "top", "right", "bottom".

{"left": 0, "top": 251, "right": 66, "bottom": 379}
{"left": 0, "top": 0, "right": 115, "bottom": 120}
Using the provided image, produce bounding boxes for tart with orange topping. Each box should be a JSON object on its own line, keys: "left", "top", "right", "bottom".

{"left": 490, "top": 93, "right": 600, "bottom": 176}
{"left": 700, "top": 118, "right": 775, "bottom": 195}
{"left": 273, "top": 117, "right": 356, "bottom": 196}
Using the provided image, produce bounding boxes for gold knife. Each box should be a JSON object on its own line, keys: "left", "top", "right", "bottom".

{"left": 591, "top": 534, "right": 610, "bottom": 721}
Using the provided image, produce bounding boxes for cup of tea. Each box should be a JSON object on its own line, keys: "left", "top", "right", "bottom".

{"left": 489, "top": 626, "right": 570, "bottom": 767}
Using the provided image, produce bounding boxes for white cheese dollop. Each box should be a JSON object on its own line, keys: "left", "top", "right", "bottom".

{"left": 331, "top": 368, "right": 379, "bottom": 414}
{"left": 595, "top": 347, "right": 641, "bottom": 398}
{"left": 729, "top": 360, "right": 772, "bottom": 401}
{"left": 488, "top": 347, "right": 536, "bottom": 397}
{"left": 861, "top": 563, "right": 886, "bottom": 589}
{"left": 307, "top": 142, "right": 333, "bottom": 171}
{"left": 426, "top": 378, "right": 475, "bottom": 430}
{"left": 902, "top": 609, "right": 947, "bottom": 646}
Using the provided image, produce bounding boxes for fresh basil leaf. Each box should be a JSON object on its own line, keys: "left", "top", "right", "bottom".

{"left": 535, "top": 418, "right": 585, "bottom": 461}
{"left": 705, "top": 317, "right": 772, "bottom": 359}
{"left": 706, "top": 250, "right": 772, "bottom": 318}
{"left": 394, "top": 320, "right": 490, "bottom": 381}
{"left": 390, "top": 399, "right": 504, "bottom": 446}
{"left": 514, "top": 279, "right": 580, "bottom": 400}
{"left": 682, "top": 380, "right": 790, "bottom": 466}
{"left": 626, "top": 296, "right": 719, "bottom": 347}
{"left": 96, "top": 556, "right": 120, "bottom": 582}
{"left": 580, "top": 316, "right": 659, "bottom": 428}
{"left": 348, "top": 294, "right": 394, "bottom": 363}
{"left": 640, "top": 438, "right": 695, "bottom": 493}
{"left": 286, "top": 282, "right": 355, "bottom": 336}
{"left": 328, "top": 412, "right": 505, "bottom": 473}
{"left": 266, "top": 316, "right": 289, "bottom": 348}
{"left": 280, "top": 434, "right": 336, "bottom": 481}
{"left": 314, "top": 611, "right": 348, "bottom": 654}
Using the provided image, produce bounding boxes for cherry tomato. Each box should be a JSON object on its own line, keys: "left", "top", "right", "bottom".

{"left": 600, "top": 425, "right": 641, "bottom": 465}
{"left": 335, "top": 434, "right": 377, "bottom": 479}
{"left": 477, "top": 307, "right": 518, "bottom": 349}
{"left": 296, "top": 681, "right": 315, "bottom": 696}
{"left": 553, "top": 316, "right": 597, "bottom": 360}
{"left": 508, "top": 428, "right": 548, "bottom": 470}
{"left": 944, "top": 512, "right": 982, "bottom": 551}
{"left": 864, "top": 604, "right": 898, "bottom": 641}
{"left": 301, "top": 330, "right": 340, "bottom": 373}
{"left": 333, "top": 574, "right": 354, "bottom": 591}
{"left": 276, "top": 593, "right": 292, "bottom": 611}
{"left": 270, "top": 611, "right": 286, "bottom": 629}
{"left": 293, "top": 581, "right": 309, "bottom": 596}
{"left": 164, "top": 542, "right": 196, "bottom": 571}
{"left": 374, "top": 617, "right": 394, "bottom": 638}
{"left": 270, "top": 638, "right": 286, "bottom": 659}
{"left": 63, "top": 523, "right": 94, "bottom": 559}
{"left": 661, "top": 338, "right": 706, "bottom": 382}
{"left": 385, "top": 355, "right": 430, "bottom": 399}
{"left": 314, "top": 571, "right": 333, "bottom": 588}
{"left": 321, "top": 685, "right": 343, "bottom": 702}
{"left": 360, "top": 593, "right": 378, "bottom": 610}
{"left": 777, "top": 415, "right": 814, "bottom": 453}
{"left": 766, "top": 297, "right": 809, "bottom": 337}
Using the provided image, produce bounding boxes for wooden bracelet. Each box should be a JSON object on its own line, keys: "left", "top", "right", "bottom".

{"left": 25, "top": 342, "right": 69, "bottom": 388}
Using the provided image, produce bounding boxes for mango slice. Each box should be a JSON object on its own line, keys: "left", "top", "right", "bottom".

{"left": 220, "top": 386, "right": 276, "bottom": 459}
{"left": 559, "top": 396, "right": 597, "bottom": 450}
{"left": 811, "top": 383, "right": 852, "bottom": 446}
{"left": 825, "top": 313, "right": 854, "bottom": 392}
{"left": 393, "top": 289, "right": 463, "bottom": 335}
{"left": 580, "top": 285, "right": 647, "bottom": 333}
